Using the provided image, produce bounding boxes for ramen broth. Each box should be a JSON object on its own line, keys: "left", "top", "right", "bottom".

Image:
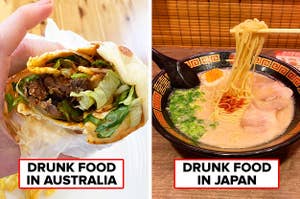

{"left": 168, "top": 69, "right": 294, "bottom": 148}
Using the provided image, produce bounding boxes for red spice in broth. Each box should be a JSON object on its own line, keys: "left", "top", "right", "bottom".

{"left": 218, "top": 93, "right": 245, "bottom": 113}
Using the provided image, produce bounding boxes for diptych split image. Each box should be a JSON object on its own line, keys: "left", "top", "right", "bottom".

{"left": 0, "top": 0, "right": 299, "bottom": 198}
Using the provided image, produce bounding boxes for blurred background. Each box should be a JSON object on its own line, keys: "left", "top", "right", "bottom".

{"left": 0, "top": 0, "right": 150, "bottom": 62}
{"left": 153, "top": 0, "right": 300, "bottom": 48}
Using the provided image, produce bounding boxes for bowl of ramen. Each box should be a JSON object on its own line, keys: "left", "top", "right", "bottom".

{"left": 153, "top": 19, "right": 300, "bottom": 157}
{"left": 152, "top": 50, "right": 300, "bottom": 156}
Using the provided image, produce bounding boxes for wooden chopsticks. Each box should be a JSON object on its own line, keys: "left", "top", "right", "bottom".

{"left": 230, "top": 28, "right": 300, "bottom": 34}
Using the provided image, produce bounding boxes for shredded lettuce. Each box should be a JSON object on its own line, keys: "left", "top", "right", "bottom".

{"left": 75, "top": 70, "right": 143, "bottom": 138}
{"left": 70, "top": 70, "right": 120, "bottom": 110}
{"left": 119, "top": 86, "right": 135, "bottom": 106}
{"left": 92, "top": 59, "right": 111, "bottom": 67}
{"left": 115, "top": 89, "right": 130, "bottom": 105}
{"left": 96, "top": 105, "right": 129, "bottom": 138}
{"left": 128, "top": 98, "right": 143, "bottom": 128}
{"left": 82, "top": 88, "right": 143, "bottom": 138}
{"left": 115, "top": 84, "right": 130, "bottom": 95}
{"left": 94, "top": 98, "right": 142, "bottom": 138}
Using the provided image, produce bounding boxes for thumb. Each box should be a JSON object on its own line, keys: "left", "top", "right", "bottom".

{"left": 0, "top": 0, "right": 53, "bottom": 56}
{"left": 0, "top": 0, "right": 53, "bottom": 108}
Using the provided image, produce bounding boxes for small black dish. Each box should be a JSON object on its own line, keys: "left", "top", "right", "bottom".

{"left": 152, "top": 51, "right": 300, "bottom": 157}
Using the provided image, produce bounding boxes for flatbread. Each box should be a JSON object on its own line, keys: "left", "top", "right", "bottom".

{"left": 4, "top": 42, "right": 147, "bottom": 144}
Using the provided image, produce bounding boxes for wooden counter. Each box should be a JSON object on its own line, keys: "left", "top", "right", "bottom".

{"left": 152, "top": 46, "right": 300, "bottom": 199}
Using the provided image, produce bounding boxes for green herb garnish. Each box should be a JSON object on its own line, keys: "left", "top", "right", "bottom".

{"left": 71, "top": 73, "right": 89, "bottom": 79}
{"left": 61, "top": 59, "right": 76, "bottom": 68}
{"left": 168, "top": 88, "right": 206, "bottom": 141}
{"left": 83, "top": 114, "right": 101, "bottom": 126}
{"left": 48, "top": 55, "right": 90, "bottom": 67}
{"left": 53, "top": 59, "right": 61, "bottom": 69}
{"left": 52, "top": 58, "right": 76, "bottom": 69}
{"left": 5, "top": 94, "right": 24, "bottom": 112}
{"left": 5, "top": 94, "right": 14, "bottom": 112}
{"left": 16, "top": 74, "right": 39, "bottom": 98}
{"left": 58, "top": 100, "right": 82, "bottom": 122}
{"left": 92, "top": 59, "right": 111, "bottom": 67}
{"left": 22, "top": 74, "right": 39, "bottom": 83}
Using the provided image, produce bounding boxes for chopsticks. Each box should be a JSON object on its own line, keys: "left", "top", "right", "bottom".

{"left": 230, "top": 28, "right": 300, "bottom": 34}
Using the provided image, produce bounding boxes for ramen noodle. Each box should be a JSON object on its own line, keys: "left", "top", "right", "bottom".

{"left": 213, "top": 19, "right": 268, "bottom": 120}
{"left": 167, "top": 19, "right": 294, "bottom": 148}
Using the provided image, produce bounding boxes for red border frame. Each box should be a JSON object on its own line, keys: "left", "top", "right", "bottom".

{"left": 18, "top": 158, "right": 125, "bottom": 189}
{"left": 174, "top": 158, "right": 280, "bottom": 190}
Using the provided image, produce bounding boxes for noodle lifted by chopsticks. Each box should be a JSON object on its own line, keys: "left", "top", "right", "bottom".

{"left": 213, "top": 19, "right": 268, "bottom": 119}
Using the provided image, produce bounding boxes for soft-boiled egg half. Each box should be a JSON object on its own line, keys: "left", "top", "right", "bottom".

{"left": 200, "top": 68, "right": 226, "bottom": 87}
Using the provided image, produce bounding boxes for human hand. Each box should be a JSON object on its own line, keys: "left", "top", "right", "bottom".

{"left": 0, "top": 0, "right": 63, "bottom": 177}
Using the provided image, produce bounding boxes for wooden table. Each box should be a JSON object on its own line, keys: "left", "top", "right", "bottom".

{"left": 152, "top": 46, "right": 300, "bottom": 199}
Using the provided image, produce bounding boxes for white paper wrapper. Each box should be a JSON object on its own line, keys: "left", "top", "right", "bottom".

{"left": 18, "top": 19, "right": 137, "bottom": 158}
{"left": 18, "top": 116, "right": 111, "bottom": 158}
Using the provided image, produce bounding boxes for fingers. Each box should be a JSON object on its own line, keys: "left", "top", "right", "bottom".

{"left": 0, "top": 0, "right": 53, "bottom": 108}
{"left": 0, "top": 0, "right": 53, "bottom": 57}
{"left": 0, "top": 123, "right": 20, "bottom": 178}
{"left": 0, "top": 146, "right": 20, "bottom": 177}
{"left": 10, "top": 38, "right": 64, "bottom": 76}
{"left": 0, "top": 0, "right": 54, "bottom": 177}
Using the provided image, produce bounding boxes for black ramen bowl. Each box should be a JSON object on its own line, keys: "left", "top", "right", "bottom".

{"left": 152, "top": 51, "right": 300, "bottom": 157}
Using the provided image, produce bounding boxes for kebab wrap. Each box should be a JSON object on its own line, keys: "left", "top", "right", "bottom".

{"left": 4, "top": 42, "right": 147, "bottom": 145}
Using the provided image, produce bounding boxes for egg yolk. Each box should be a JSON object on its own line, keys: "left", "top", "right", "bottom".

{"left": 204, "top": 68, "right": 223, "bottom": 82}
